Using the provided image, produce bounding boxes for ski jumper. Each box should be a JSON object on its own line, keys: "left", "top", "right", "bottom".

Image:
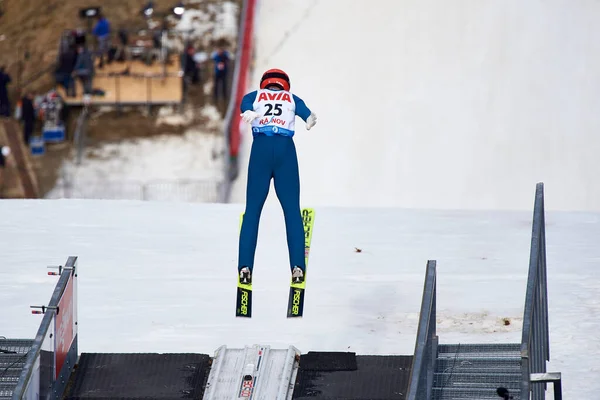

{"left": 238, "top": 89, "right": 312, "bottom": 272}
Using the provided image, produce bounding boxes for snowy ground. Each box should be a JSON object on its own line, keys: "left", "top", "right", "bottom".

{"left": 6, "top": 0, "right": 600, "bottom": 398}
{"left": 222, "top": 0, "right": 600, "bottom": 397}
{"left": 231, "top": 0, "right": 600, "bottom": 212}
{"left": 173, "top": 1, "right": 239, "bottom": 48}
{"left": 0, "top": 201, "right": 598, "bottom": 399}
{"left": 47, "top": 106, "right": 225, "bottom": 202}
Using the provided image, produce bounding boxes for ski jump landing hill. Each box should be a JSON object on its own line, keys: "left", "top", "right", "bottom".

{"left": 4, "top": 0, "right": 600, "bottom": 397}
{"left": 2, "top": 183, "right": 584, "bottom": 400}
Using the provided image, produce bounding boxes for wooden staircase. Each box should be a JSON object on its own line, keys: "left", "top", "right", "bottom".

{"left": 0, "top": 117, "right": 39, "bottom": 198}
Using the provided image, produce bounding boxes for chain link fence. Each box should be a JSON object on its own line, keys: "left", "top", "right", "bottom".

{"left": 47, "top": 178, "right": 223, "bottom": 203}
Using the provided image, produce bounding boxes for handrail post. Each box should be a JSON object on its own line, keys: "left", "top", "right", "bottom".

{"left": 406, "top": 260, "right": 437, "bottom": 400}
{"left": 521, "top": 182, "right": 553, "bottom": 400}
{"left": 146, "top": 75, "right": 152, "bottom": 115}
{"left": 115, "top": 75, "right": 122, "bottom": 115}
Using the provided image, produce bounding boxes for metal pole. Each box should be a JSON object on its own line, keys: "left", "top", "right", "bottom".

{"left": 161, "top": 18, "right": 167, "bottom": 78}
{"left": 553, "top": 380, "right": 562, "bottom": 400}
{"left": 146, "top": 76, "right": 152, "bottom": 115}
{"left": 115, "top": 75, "right": 121, "bottom": 113}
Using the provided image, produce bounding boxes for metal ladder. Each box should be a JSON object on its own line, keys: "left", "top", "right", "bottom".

{"left": 432, "top": 343, "right": 522, "bottom": 399}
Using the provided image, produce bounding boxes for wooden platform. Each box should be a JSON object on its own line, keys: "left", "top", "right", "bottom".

{"left": 0, "top": 118, "right": 40, "bottom": 199}
{"left": 57, "top": 60, "right": 183, "bottom": 106}
{"left": 97, "top": 58, "right": 181, "bottom": 75}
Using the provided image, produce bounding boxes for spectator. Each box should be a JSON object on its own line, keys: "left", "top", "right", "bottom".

{"left": 74, "top": 29, "right": 86, "bottom": 47}
{"left": 211, "top": 45, "right": 230, "bottom": 102}
{"left": 55, "top": 44, "right": 78, "bottom": 97}
{"left": 73, "top": 45, "right": 94, "bottom": 95}
{"left": 92, "top": 12, "right": 111, "bottom": 68}
{"left": 0, "top": 66, "right": 11, "bottom": 117}
{"left": 0, "top": 145, "right": 10, "bottom": 197}
{"left": 20, "top": 92, "right": 36, "bottom": 145}
{"left": 145, "top": 30, "right": 163, "bottom": 66}
{"left": 182, "top": 44, "right": 199, "bottom": 86}
{"left": 114, "top": 28, "right": 131, "bottom": 63}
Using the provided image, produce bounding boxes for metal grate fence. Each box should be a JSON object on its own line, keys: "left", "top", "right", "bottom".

{"left": 47, "top": 179, "right": 223, "bottom": 203}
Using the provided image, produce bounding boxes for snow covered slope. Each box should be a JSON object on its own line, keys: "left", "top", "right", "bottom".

{"left": 0, "top": 200, "right": 598, "bottom": 398}
{"left": 231, "top": 0, "right": 600, "bottom": 211}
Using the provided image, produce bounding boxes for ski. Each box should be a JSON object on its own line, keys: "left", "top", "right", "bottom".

{"left": 236, "top": 282, "right": 252, "bottom": 318}
{"left": 237, "top": 208, "right": 315, "bottom": 318}
{"left": 287, "top": 208, "right": 315, "bottom": 318}
{"left": 236, "top": 212, "right": 252, "bottom": 318}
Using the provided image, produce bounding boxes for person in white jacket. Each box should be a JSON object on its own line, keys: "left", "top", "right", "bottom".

{"left": 0, "top": 145, "right": 11, "bottom": 197}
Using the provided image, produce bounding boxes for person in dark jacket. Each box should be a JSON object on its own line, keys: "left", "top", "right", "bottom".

{"left": 73, "top": 46, "right": 94, "bottom": 95}
{"left": 182, "top": 45, "right": 199, "bottom": 86}
{"left": 20, "top": 92, "right": 36, "bottom": 145}
{"left": 55, "top": 45, "right": 77, "bottom": 97}
{"left": 0, "top": 66, "right": 11, "bottom": 116}
{"left": 114, "top": 28, "right": 130, "bottom": 63}
{"left": 74, "top": 29, "right": 86, "bottom": 47}
{"left": 211, "top": 46, "right": 230, "bottom": 102}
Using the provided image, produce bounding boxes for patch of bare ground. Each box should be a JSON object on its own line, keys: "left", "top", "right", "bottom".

{"left": 0, "top": 0, "right": 243, "bottom": 196}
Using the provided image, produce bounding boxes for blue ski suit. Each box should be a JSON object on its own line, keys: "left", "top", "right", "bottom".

{"left": 238, "top": 88, "right": 312, "bottom": 272}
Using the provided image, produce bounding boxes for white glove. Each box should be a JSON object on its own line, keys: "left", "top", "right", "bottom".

{"left": 306, "top": 112, "right": 317, "bottom": 130}
{"left": 240, "top": 110, "right": 260, "bottom": 124}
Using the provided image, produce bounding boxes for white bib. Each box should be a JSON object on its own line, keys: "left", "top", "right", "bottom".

{"left": 251, "top": 89, "right": 297, "bottom": 136}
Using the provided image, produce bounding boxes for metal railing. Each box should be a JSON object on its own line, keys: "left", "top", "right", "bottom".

{"left": 12, "top": 256, "right": 78, "bottom": 400}
{"left": 520, "top": 182, "right": 551, "bottom": 400}
{"left": 47, "top": 178, "right": 222, "bottom": 203}
{"left": 406, "top": 260, "right": 438, "bottom": 400}
{"left": 73, "top": 107, "right": 89, "bottom": 165}
{"left": 220, "top": 0, "right": 253, "bottom": 202}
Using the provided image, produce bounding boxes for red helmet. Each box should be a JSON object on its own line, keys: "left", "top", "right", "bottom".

{"left": 260, "top": 68, "right": 290, "bottom": 91}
